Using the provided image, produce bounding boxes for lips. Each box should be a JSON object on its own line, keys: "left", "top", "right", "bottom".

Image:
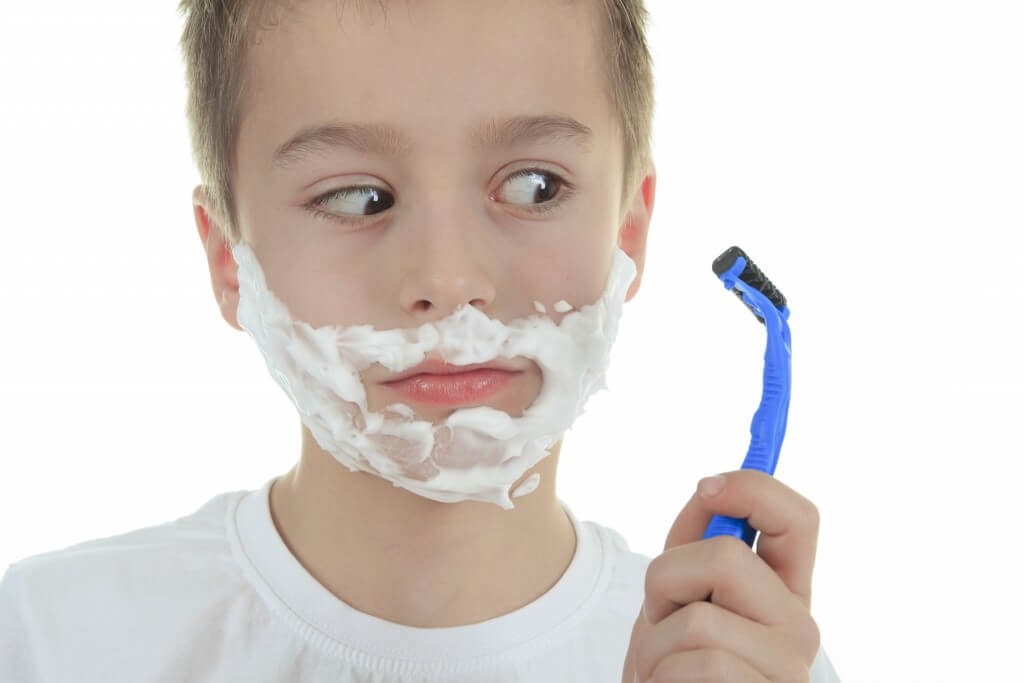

{"left": 377, "top": 356, "right": 526, "bottom": 406}
{"left": 380, "top": 356, "right": 524, "bottom": 384}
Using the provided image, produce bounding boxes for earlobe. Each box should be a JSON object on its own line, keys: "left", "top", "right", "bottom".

{"left": 618, "top": 169, "right": 656, "bottom": 302}
{"left": 619, "top": 220, "right": 645, "bottom": 302}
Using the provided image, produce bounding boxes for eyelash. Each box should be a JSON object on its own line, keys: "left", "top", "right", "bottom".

{"left": 303, "top": 167, "right": 576, "bottom": 225}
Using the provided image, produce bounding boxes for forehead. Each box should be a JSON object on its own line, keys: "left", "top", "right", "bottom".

{"left": 238, "top": 0, "right": 616, "bottom": 167}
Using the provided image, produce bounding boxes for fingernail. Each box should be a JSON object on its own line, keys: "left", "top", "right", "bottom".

{"left": 698, "top": 474, "right": 726, "bottom": 497}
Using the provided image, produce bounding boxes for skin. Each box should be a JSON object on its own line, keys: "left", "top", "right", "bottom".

{"left": 192, "top": 2, "right": 824, "bottom": 675}
{"left": 192, "top": 0, "right": 656, "bottom": 628}
{"left": 622, "top": 470, "right": 822, "bottom": 682}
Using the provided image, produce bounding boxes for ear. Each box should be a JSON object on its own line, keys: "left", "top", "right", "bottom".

{"left": 617, "top": 164, "right": 656, "bottom": 302}
{"left": 192, "top": 185, "right": 243, "bottom": 331}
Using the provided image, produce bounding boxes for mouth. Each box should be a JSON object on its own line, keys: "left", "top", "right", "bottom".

{"left": 380, "top": 356, "right": 525, "bottom": 406}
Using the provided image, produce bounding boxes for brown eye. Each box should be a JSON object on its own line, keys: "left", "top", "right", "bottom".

{"left": 499, "top": 168, "right": 566, "bottom": 207}
{"left": 311, "top": 186, "right": 395, "bottom": 218}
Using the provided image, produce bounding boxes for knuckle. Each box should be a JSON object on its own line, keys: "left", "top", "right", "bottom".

{"left": 780, "top": 662, "right": 812, "bottom": 683}
{"left": 709, "top": 533, "right": 742, "bottom": 559}
{"left": 643, "top": 556, "right": 667, "bottom": 600}
{"left": 702, "top": 536, "right": 750, "bottom": 601}
{"left": 798, "top": 616, "right": 822, "bottom": 660}
{"left": 677, "top": 600, "right": 716, "bottom": 644}
{"left": 804, "top": 500, "right": 821, "bottom": 531}
{"left": 632, "top": 637, "right": 655, "bottom": 680}
{"left": 709, "top": 534, "right": 750, "bottom": 569}
{"left": 697, "top": 648, "right": 733, "bottom": 681}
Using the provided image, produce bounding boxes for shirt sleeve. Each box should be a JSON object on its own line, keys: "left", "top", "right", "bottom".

{"left": 0, "top": 563, "right": 37, "bottom": 683}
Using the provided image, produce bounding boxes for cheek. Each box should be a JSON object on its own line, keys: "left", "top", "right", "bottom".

{"left": 534, "top": 237, "right": 615, "bottom": 310}
{"left": 259, "top": 248, "right": 376, "bottom": 328}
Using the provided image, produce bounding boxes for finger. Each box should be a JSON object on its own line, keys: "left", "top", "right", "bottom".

{"left": 662, "top": 469, "right": 820, "bottom": 608}
{"left": 648, "top": 648, "right": 768, "bottom": 683}
{"left": 634, "top": 599, "right": 811, "bottom": 683}
{"left": 644, "top": 534, "right": 808, "bottom": 630}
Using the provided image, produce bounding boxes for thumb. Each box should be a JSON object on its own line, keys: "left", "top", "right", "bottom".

{"left": 662, "top": 476, "right": 722, "bottom": 551}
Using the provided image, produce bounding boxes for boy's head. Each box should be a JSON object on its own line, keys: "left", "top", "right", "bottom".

{"left": 180, "top": 0, "right": 658, "bottom": 506}
{"left": 180, "top": 0, "right": 654, "bottom": 247}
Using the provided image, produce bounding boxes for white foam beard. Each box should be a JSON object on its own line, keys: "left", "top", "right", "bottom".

{"left": 231, "top": 241, "right": 636, "bottom": 510}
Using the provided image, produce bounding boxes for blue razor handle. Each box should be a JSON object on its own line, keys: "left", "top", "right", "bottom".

{"left": 702, "top": 246, "right": 792, "bottom": 548}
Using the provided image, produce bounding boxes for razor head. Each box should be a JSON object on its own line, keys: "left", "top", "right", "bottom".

{"left": 712, "top": 246, "right": 787, "bottom": 323}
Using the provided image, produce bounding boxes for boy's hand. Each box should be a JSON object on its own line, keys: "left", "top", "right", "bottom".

{"left": 621, "top": 470, "right": 821, "bottom": 683}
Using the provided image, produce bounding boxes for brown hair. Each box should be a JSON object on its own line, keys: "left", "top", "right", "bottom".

{"left": 177, "top": 0, "right": 654, "bottom": 245}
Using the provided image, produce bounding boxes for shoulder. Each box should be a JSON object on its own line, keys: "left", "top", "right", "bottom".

{"left": 2, "top": 488, "right": 249, "bottom": 616}
{"left": 0, "top": 488, "right": 260, "bottom": 678}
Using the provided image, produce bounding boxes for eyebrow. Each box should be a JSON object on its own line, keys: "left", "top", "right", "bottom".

{"left": 271, "top": 114, "right": 594, "bottom": 169}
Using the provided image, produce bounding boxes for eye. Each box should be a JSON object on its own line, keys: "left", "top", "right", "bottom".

{"left": 303, "top": 167, "right": 574, "bottom": 225}
{"left": 494, "top": 168, "right": 574, "bottom": 215}
{"left": 305, "top": 185, "right": 395, "bottom": 224}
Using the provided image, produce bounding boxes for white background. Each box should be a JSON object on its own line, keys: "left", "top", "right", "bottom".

{"left": 2, "top": 1, "right": 1022, "bottom": 680}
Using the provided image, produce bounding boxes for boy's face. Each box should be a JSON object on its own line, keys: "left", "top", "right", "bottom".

{"left": 225, "top": 0, "right": 652, "bottom": 424}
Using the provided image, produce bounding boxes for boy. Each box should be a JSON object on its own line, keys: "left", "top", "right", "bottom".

{"left": 0, "top": 0, "right": 839, "bottom": 680}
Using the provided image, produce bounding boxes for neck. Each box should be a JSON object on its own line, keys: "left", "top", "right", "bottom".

{"left": 267, "top": 424, "right": 577, "bottom": 627}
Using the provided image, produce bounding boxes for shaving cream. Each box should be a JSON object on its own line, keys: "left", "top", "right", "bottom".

{"left": 231, "top": 241, "right": 636, "bottom": 510}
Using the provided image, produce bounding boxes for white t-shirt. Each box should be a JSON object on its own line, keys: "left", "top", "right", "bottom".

{"left": 0, "top": 476, "right": 840, "bottom": 681}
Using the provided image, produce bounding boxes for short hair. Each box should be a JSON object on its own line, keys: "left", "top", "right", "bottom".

{"left": 177, "top": 0, "right": 655, "bottom": 245}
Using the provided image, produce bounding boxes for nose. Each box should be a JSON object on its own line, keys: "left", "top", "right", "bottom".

{"left": 397, "top": 217, "right": 497, "bottom": 321}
